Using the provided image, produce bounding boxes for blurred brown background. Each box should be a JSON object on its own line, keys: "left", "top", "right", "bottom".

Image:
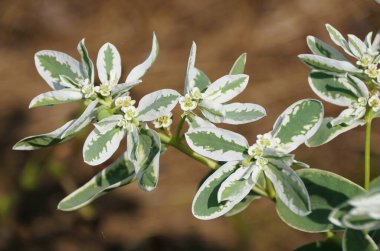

{"left": 1, "top": 0, "right": 380, "bottom": 250}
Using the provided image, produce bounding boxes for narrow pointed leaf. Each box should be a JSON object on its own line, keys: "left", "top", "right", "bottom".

{"left": 184, "top": 42, "right": 197, "bottom": 94}
{"left": 199, "top": 99, "right": 225, "bottom": 123}
{"left": 83, "top": 126, "right": 126, "bottom": 166}
{"left": 277, "top": 169, "right": 365, "bottom": 233}
{"left": 136, "top": 89, "right": 180, "bottom": 121}
{"left": 298, "top": 54, "right": 360, "bottom": 74}
{"left": 272, "top": 99, "right": 323, "bottom": 153}
{"left": 29, "top": 89, "right": 83, "bottom": 108}
{"left": 60, "top": 100, "right": 98, "bottom": 138}
{"left": 347, "top": 34, "right": 366, "bottom": 58}
{"left": 223, "top": 102, "right": 266, "bottom": 125}
{"left": 186, "top": 113, "right": 216, "bottom": 129}
{"left": 94, "top": 115, "right": 123, "bottom": 133}
{"left": 326, "top": 24, "right": 354, "bottom": 57}
{"left": 58, "top": 153, "right": 135, "bottom": 211}
{"left": 308, "top": 71, "right": 360, "bottom": 107}
{"left": 35, "top": 50, "right": 83, "bottom": 90}
{"left": 97, "top": 43, "right": 121, "bottom": 85}
{"left": 306, "top": 36, "right": 348, "bottom": 61}
{"left": 192, "top": 161, "right": 242, "bottom": 220}
{"left": 126, "top": 33, "right": 159, "bottom": 83}
{"left": 185, "top": 127, "right": 248, "bottom": 161}
{"left": 13, "top": 119, "right": 90, "bottom": 150}
{"left": 203, "top": 74, "right": 249, "bottom": 103}
{"left": 306, "top": 117, "right": 363, "bottom": 147}
{"left": 188, "top": 67, "right": 211, "bottom": 92}
{"left": 264, "top": 162, "right": 311, "bottom": 216}
{"left": 77, "top": 39, "right": 94, "bottom": 83}
{"left": 111, "top": 80, "right": 141, "bottom": 96}
{"left": 229, "top": 53, "right": 247, "bottom": 75}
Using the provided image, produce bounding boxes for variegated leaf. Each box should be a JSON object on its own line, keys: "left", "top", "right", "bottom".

{"left": 126, "top": 33, "right": 159, "bottom": 83}
{"left": 192, "top": 161, "right": 242, "bottom": 220}
{"left": 224, "top": 191, "right": 260, "bottom": 217}
{"left": 29, "top": 89, "right": 83, "bottom": 108}
{"left": 343, "top": 229, "right": 378, "bottom": 251}
{"left": 77, "top": 39, "right": 94, "bottom": 83}
{"left": 111, "top": 80, "right": 141, "bottom": 96}
{"left": 229, "top": 53, "right": 247, "bottom": 75}
{"left": 35, "top": 50, "right": 83, "bottom": 90}
{"left": 185, "top": 127, "right": 248, "bottom": 161}
{"left": 136, "top": 89, "right": 180, "bottom": 121}
{"left": 272, "top": 99, "right": 323, "bottom": 153}
{"left": 184, "top": 42, "right": 197, "bottom": 94}
{"left": 263, "top": 162, "right": 311, "bottom": 216}
{"left": 59, "top": 75, "right": 79, "bottom": 89}
{"left": 57, "top": 153, "right": 135, "bottom": 211}
{"left": 132, "top": 126, "right": 161, "bottom": 192}
{"left": 186, "top": 113, "right": 216, "bottom": 130}
{"left": 203, "top": 74, "right": 249, "bottom": 103}
{"left": 60, "top": 100, "right": 98, "bottom": 138}
{"left": 94, "top": 115, "right": 123, "bottom": 133}
{"left": 347, "top": 34, "right": 366, "bottom": 58}
{"left": 298, "top": 54, "right": 361, "bottom": 74}
{"left": 371, "top": 30, "right": 380, "bottom": 53}
{"left": 13, "top": 119, "right": 89, "bottom": 150}
{"left": 306, "top": 36, "right": 348, "bottom": 61}
{"left": 199, "top": 99, "right": 225, "bottom": 123}
{"left": 97, "top": 43, "right": 121, "bottom": 85}
{"left": 346, "top": 74, "right": 369, "bottom": 99}
{"left": 188, "top": 67, "right": 211, "bottom": 92}
{"left": 308, "top": 71, "right": 361, "bottom": 107}
{"left": 83, "top": 126, "right": 126, "bottom": 166}
{"left": 223, "top": 102, "right": 266, "bottom": 125}
{"left": 306, "top": 117, "right": 363, "bottom": 147}
{"left": 326, "top": 24, "right": 355, "bottom": 57}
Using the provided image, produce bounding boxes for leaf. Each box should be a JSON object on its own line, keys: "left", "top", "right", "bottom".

{"left": 371, "top": 30, "right": 380, "bottom": 53}
{"left": 343, "top": 229, "right": 379, "bottom": 251}
{"left": 77, "top": 39, "right": 94, "bottom": 83}
{"left": 203, "top": 74, "right": 249, "bottom": 103}
{"left": 186, "top": 113, "right": 216, "bottom": 129}
{"left": 96, "top": 42, "right": 121, "bottom": 85}
{"left": 94, "top": 115, "right": 123, "bottom": 133}
{"left": 60, "top": 100, "right": 98, "bottom": 138}
{"left": 35, "top": 50, "right": 83, "bottom": 90}
{"left": 13, "top": 119, "right": 89, "bottom": 150}
{"left": 306, "top": 35, "right": 348, "bottom": 61}
{"left": 298, "top": 54, "right": 360, "bottom": 74}
{"left": 325, "top": 24, "right": 355, "bottom": 57}
{"left": 192, "top": 161, "right": 243, "bottom": 220}
{"left": 224, "top": 191, "right": 260, "bottom": 217}
{"left": 346, "top": 74, "right": 369, "bottom": 99}
{"left": 276, "top": 169, "right": 365, "bottom": 233}
{"left": 57, "top": 153, "right": 135, "bottom": 211}
{"left": 199, "top": 99, "right": 225, "bottom": 123}
{"left": 111, "top": 80, "right": 142, "bottom": 96}
{"left": 126, "top": 33, "right": 159, "bottom": 83}
{"left": 223, "top": 102, "right": 266, "bottom": 125}
{"left": 308, "top": 71, "right": 360, "bottom": 107}
{"left": 136, "top": 89, "right": 180, "bottom": 121}
{"left": 306, "top": 117, "right": 363, "bottom": 147}
{"left": 272, "top": 99, "right": 323, "bottom": 153}
{"left": 188, "top": 67, "right": 211, "bottom": 92}
{"left": 29, "top": 89, "right": 83, "bottom": 108}
{"left": 185, "top": 127, "right": 248, "bottom": 161}
{"left": 184, "top": 42, "right": 197, "bottom": 94}
{"left": 264, "top": 162, "right": 311, "bottom": 216}
{"left": 229, "top": 53, "right": 247, "bottom": 75}
{"left": 83, "top": 126, "right": 126, "bottom": 166}
{"left": 370, "top": 177, "right": 380, "bottom": 190}
{"left": 348, "top": 34, "right": 366, "bottom": 58}
{"left": 132, "top": 127, "right": 161, "bottom": 192}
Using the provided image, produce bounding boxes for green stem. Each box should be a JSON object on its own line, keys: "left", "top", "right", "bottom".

{"left": 264, "top": 174, "right": 276, "bottom": 200}
{"left": 175, "top": 115, "right": 186, "bottom": 141}
{"left": 364, "top": 110, "right": 373, "bottom": 190}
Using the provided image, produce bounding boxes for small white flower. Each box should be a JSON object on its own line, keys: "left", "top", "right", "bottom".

{"left": 190, "top": 87, "right": 203, "bottom": 100}
{"left": 95, "top": 83, "right": 111, "bottom": 97}
{"left": 78, "top": 78, "right": 90, "bottom": 86}
{"left": 123, "top": 106, "right": 138, "bottom": 121}
{"left": 357, "top": 54, "right": 373, "bottom": 67}
{"left": 117, "top": 118, "right": 129, "bottom": 129}
{"left": 179, "top": 94, "right": 198, "bottom": 111}
{"left": 248, "top": 144, "right": 262, "bottom": 157}
{"left": 256, "top": 133, "right": 279, "bottom": 148}
{"left": 153, "top": 113, "right": 173, "bottom": 128}
{"left": 351, "top": 97, "right": 368, "bottom": 109}
{"left": 81, "top": 83, "right": 95, "bottom": 98}
{"left": 364, "top": 64, "right": 379, "bottom": 79}
{"left": 115, "top": 96, "right": 136, "bottom": 112}
{"left": 369, "top": 93, "right": 380, "bottom": 112}
{"left": 256, "top": 157, "right": 268, "bottom": 168}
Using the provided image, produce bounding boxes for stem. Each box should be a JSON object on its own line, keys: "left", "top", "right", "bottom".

{"left": 264, "top": 174, "right": 276, "bottom": 200}
{"left": 175, "top": 115, "right": 186, "bottom": 141}
{"left": 364, "top": 110, "right": 373, "bottom": 190}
